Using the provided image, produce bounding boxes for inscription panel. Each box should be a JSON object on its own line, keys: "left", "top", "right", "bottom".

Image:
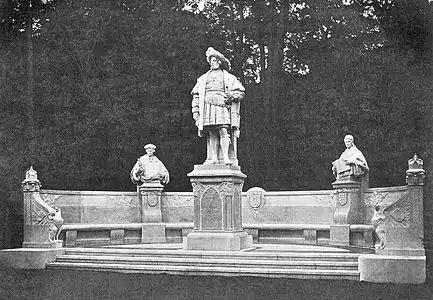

{"left": 201, "top": 187, "right": 222, "bottom": 230}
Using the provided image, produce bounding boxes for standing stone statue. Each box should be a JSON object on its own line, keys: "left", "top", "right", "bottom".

{"left": 191, "top": 47, "right": 245, "bottom": 165}
{"left": 130, "top": 144, "right": 170, "bottom": 185}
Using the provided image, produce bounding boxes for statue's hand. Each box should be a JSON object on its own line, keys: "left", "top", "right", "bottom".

{"left": 224, "top": 93, "right": 232, "bottom": 105}
{"left": 193, "top": 112, "right": 199, "bottom": 126}
{"left": 347, "top": 158, "right": 357, "bottom": 165}
{"left": 132, "top": 170, "right": 141, "bottom": 182}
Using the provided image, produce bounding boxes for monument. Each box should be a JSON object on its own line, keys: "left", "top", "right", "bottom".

{"left": 330, "top": 135, "right": 369, "bottom": 245}
{"left": 130, "top": 144, "right": 170, "bottom": 241}
{"left": 185, "top": 47, "right": 253, "bottom": 251}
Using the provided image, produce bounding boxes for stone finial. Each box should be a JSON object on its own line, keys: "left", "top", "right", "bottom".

{"left": 406, "top": 154, "right": 425, "bottom": 186}
{"left": 25, "top": 166, "right": 38, "bottom": 180}
{"left": 408, "top": 154, "right": 423, "bottom": 170}
{"left": 22, "top": 166, "right": 41, "bottom": 192}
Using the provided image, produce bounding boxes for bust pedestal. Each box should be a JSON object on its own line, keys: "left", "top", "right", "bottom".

{"left": 184, "top": 164, "right": 253, "bottom": 251}
{"left": 139, "top": 181, "right": 164, "bottom": 223}
{"left": 330, "top": 176, "right": 363, "bottom": 246}
{"left": 138, "top": 181, "right": 166, "bottom": 243}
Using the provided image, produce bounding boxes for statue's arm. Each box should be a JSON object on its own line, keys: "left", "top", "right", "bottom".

{"left": 158, "top": 160, "right": 170, "bottom": 184}
{"left": 346, "top": 151, "right": 368, "bottom": 171}
{"left": 191, "top": 82, "right": 200, "bottom": 121}
{"left": 227, "top": 75, "right": 245, "bottom": 103}
{"left": 130, "top": 160, "right": 141, "bottom": 183}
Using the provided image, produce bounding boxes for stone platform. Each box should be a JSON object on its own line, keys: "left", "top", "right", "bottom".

{"left": 45, "top": 243, "right": 368, "bottom": 281}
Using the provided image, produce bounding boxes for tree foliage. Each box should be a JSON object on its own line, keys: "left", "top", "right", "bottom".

{"left": 1, "top": 0, "right": 432, "bottom": 247}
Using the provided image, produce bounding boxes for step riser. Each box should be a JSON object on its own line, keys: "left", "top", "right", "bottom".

{"left": 55, "top": 259, "right": 358, "bottom": 270}
{"left": 46, "top": 264, "right": 359, "bottom": 280}
{"left": 64, "top": 252, "right": 359, "bottom": 262}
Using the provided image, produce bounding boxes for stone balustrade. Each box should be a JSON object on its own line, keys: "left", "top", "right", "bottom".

{"left": 22, "top": 155, "right": 423, "bottom": 251}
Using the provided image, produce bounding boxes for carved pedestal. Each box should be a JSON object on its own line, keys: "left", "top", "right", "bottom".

{"left": 139, "top": 181, "right": 166, "bottom": 243}
{"left": 184, "top": 165, "right": 253, "bottom": 251}
{"left": 330, "top": 178, "right": 363, "bottom": 246}
{"left": 22, "top": 167, "right": 62, "bottom": 249}
{"left": 139, "top": 181, "right": 163, "bottom": 223}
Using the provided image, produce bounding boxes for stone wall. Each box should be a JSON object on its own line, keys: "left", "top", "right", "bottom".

{"left": 35, "top": 185, "right": 407, "bottom": 247}
{"left": 40, "top": 186, "right": 407, "bottom": 227}
{"left": 39, "top": 190, "right": 141, "bottom": 224}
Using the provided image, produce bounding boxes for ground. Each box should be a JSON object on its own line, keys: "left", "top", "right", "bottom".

{"left": 0, "top": 267, "right": 432, "bottom": 300}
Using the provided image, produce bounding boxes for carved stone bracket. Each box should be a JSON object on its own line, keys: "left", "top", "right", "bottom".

{"left": 331, "top": 182, "right": 363, "bottom": 225}
{"left": 191, "top": 182, "right": 206, "bottom": 199}
{"left": 365, "top": 191, "right": 389, "bottom": 207}
{"left": 216, "top": 182, "right": 234, "bottom": 195}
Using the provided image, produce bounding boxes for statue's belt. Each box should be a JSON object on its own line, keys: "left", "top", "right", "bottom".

{"left": 204, "top": 92, "right": 230, "bottom": 108}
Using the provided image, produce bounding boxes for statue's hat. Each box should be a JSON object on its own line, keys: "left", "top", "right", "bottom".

{"left": 206, "top": 47, "right": 231, "bottom": 71}
{"left": 344, "top": 135, "right": 354, "bottom": 141}
{"left": 144, "top": 143, "right": 156, "bottom": 150}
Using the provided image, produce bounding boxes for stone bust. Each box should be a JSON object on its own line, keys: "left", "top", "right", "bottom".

{"left": 130, "top": 144, "right": 170, "bottom": 185}
{"left": 332, "top": 135, "right": 369, "bottom": 181}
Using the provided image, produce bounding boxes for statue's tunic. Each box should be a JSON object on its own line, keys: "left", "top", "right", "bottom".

{"left": 130, "top": 155, "right": 169, "bottom": 184}
{"left": 333, "top": 145, "right": 369, "bottom": 178}
{"left": 191, "top": 69, "right": 245, "bottom": 137}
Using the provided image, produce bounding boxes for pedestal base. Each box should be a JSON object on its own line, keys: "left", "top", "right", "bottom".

{"left": 23, "top": 240, "right": 63, "bottom": 248}
{"left": 0, "top": 248, "right": 65, "bottom": 269}
{"left": 24, "top": 225, "right": 63, "bottom": 248}
{"left": 359, "top": 254, "right": 426, "bottom": 284}
{"left": 184, "top": 231, "right": 253, "bottom": 251}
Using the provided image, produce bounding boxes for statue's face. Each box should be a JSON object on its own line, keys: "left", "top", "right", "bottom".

{"left": 209, "top": 56, "right": 221, "bottom": 70}
{"left": 146, "top": 148, "right": 155, "bottom": 156}
{"left": 344, "top": 137, "right": 354, "bottom": 148}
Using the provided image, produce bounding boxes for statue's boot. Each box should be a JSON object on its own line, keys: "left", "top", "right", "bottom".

{"left": 220, "top": 137, "right": 232, "bottom": 165}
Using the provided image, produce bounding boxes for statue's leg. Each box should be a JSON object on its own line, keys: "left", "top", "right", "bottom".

{"left": 204, "top": 131, "right": 212, "bottom": 164}
{"left": 228, "top": 133, "right": 238, "bottom": 166}
{"left": 219, "top": 125, "right": 232, "bottom": 165}
{"left": 204, "top": 129, "right": 219, "bottom": 164}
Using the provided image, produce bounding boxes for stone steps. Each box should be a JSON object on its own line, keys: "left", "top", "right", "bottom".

{"left": 46, "top": 262, "right": 360, "bottom": 280}
{"left": 53, "top": 254, "right": 359, "bottom": 270}
{"left": 61, "top": 248, "right": 361, "bottom": 262}
{"left": 46, "top": 246, "right": 362, "bottom": 280}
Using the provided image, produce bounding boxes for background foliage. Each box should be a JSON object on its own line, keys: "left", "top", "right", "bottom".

{"left": 1, "top": 0, "right": 432, "bottom": 248}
